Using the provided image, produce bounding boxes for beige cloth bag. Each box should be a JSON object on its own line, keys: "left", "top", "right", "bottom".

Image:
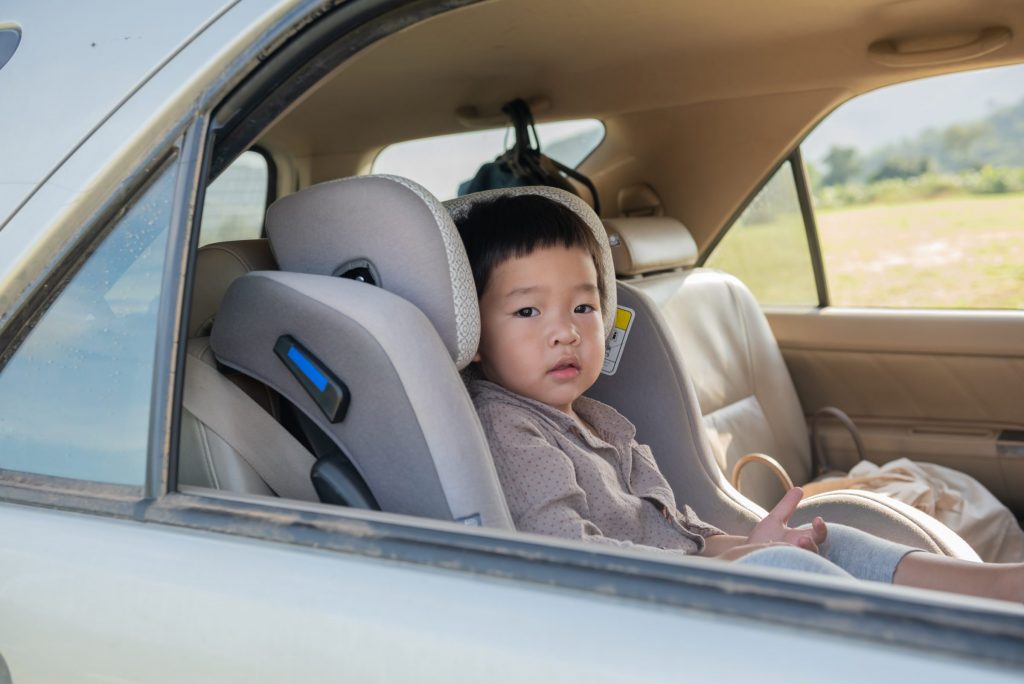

{"left": 812, "top": 458, "right": 1024, "bottom": 563}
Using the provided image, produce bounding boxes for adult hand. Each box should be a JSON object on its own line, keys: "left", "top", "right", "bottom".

{"left": 748, "top": 487, "right": 827, "bottom": 554}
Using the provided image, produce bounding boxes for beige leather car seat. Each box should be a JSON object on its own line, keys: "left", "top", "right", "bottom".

{"left": 586, "top": 216, "right": 979, "bottom": 558}
{"left": 179, "top": 239, "right": 319, "bottom": 500}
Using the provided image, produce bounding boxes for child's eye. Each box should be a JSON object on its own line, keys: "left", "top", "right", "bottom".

{"left": 513, "top": 307, "right": 540, "bottom": 318}
{"left": 574, "top": 304, "right": 597, "bottom": 314}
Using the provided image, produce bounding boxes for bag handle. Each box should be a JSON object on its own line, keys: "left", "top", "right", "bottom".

{"left": 730, "top": 452, "right": 795, "bottom": 494}
{"left": 551, "top": 157, "right": 601, "bottom": 215}
{"left": 729, "top": 450, "right": 866, "bottom": 500}
{"left": 500, "top": 98, "right": 602, "bottom": 214}
{"left": 502, "top": 98, "right": 541, "bottom": 155}
{"left": 810, "top": 406, "right": 866, "bottom": 477}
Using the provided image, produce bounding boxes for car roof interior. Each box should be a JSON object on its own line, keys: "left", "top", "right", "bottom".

{"left": 253, "top": 0, "right": 1024, "bottom": 251}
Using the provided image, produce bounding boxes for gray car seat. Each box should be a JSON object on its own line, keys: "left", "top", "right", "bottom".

{"left": 209, "top": 175, "right": 513, "bottom": 528}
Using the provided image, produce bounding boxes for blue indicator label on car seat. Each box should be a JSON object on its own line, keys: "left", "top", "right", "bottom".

{"left": 274, "top": 335, "right": 350, "bottom": 423}
{"left": 287, "top": 345, "right": 328, "bottom": 392}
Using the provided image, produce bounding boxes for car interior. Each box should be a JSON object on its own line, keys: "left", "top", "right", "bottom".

{"left": 178, "top": 0, "right": 1024, "bottom": 566}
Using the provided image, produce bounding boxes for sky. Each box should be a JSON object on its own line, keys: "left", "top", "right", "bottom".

{"left": 802, "top": 63, "right": 1024, "bottom": 165}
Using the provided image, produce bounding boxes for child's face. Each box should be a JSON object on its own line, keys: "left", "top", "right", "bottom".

{"left": 475, "top": 245, "right": 605, "bottom": 416}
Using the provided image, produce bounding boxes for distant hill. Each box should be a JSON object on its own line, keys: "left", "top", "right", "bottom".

{"left": 859, "top": 95, "right": 1024, "bottom": 180}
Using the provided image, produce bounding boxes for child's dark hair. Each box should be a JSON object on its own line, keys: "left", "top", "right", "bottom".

{"left": 454, "top": 194, "right": 605, "bottom": 300}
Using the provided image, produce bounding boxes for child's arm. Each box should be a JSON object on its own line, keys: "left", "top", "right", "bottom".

{"left": 698, "top": 535, "right": 812, "bottom": 560}
{"left": 699, "top": 534, "right": 752, "bottom": 556}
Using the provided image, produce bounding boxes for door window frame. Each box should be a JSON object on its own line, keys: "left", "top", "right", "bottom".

{"left": 0, "top": 145, "right": 185, "bottom": 514}
{"left": 698, "top": 149, "right": 830, "bottom": 308}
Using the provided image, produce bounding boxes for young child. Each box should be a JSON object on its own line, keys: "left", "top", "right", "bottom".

{"left": 455, "top": 192, "right": 1024, "bottom": 601}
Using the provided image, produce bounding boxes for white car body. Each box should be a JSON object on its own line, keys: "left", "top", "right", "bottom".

{"left": 0, "top": 2, "right": 1022, "bottom": 681}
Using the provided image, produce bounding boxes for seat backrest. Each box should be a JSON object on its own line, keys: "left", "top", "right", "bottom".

{"left": 640, "top": 271, "right": 814, "bottom": 506}
{"left": 188, "top": 239, "right": 279, "bottom": 340}
{"left": 210, "top": 175, "right": 513, "bottom": 528}
{"left": 587, "top": 217, "right": 764, "bottom": 532}
{"left": 604, "top": 217, "right": 812, "bottom": 507}
{"left": 588, "top": 279, "right": 766, "bottom": 532}
{"left": 186, "top": 239, "right": 282, "bottom": 422}
{"left": 180, "top": 239, "right": 321, "bottom": 499}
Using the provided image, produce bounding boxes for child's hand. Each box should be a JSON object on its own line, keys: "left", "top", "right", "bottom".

{"left": 714, "top": 542, "right": 793, "bottom": 561}
{"left": 747, "top": 487, "right": 827, "bottom": 554}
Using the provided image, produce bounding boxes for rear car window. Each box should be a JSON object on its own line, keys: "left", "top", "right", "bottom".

{"left": 372, "top": 119, "right": 604, "bottom": 200}
{"left": 198, "top": 150, "right": 271, "bottom": 247}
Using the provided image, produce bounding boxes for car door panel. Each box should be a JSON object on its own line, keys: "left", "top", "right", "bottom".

{"left": 10, "top": 499, "right": 1021, "bottom": 683}
{"left": 768, "top": 309, "right": 1024, "bottom": 514}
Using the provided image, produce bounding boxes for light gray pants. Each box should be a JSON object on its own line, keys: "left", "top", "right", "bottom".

{"left": 735, "top": 524, "right": 919, "bottom": 583}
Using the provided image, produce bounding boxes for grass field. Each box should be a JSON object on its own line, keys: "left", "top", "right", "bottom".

{"left": 705, "top": 193, "right": 1024, "bottom": 309}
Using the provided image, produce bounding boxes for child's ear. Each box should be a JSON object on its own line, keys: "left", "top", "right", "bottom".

{"left": 472, "top": 351, "right": 481, "bottom": 363}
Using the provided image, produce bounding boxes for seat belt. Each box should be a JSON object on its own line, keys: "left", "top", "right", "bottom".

{"left": 182, "top": 359, "right": 320, "bottom": 502}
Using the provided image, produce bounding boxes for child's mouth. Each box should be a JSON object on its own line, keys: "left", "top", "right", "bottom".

{"left": 548, "top": 359, "right": 580, "bottom": 379}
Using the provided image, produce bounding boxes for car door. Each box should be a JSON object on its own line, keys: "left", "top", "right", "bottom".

{"left": 705, "top": 63, "right": 1024, "bottom": 516}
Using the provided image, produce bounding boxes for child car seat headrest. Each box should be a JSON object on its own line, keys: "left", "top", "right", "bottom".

{"left": 265, "top": 175, "right": 479, "bottom": 369}
{"left": 445, "top": 186, "right": 618, "bottom": 339}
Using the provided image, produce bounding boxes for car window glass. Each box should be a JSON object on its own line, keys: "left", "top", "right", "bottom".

{"left": 704, "top": 160, "right": 819, "bottom": 306}
{"left": 803, "top": 63, "right": 1024, "bottom": 309}
{"left": 372, "top": 119, "right": 604, "bottom": 200}
{"left": 0, "top": 165, "right": 175, "bottom": 485}
{"left": 198, "top": 150, "right": 269, "bottom": 247}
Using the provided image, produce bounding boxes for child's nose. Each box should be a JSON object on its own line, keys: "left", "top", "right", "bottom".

{"left": 550, "top": 316, "right": 581, "bottom": 346}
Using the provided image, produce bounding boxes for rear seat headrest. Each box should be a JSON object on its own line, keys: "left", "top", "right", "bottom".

{"left": 189, "top": 239, "right": 277, "bottom": 338}
{"left": 445, "top": 186, "right": 618, "bottom": 339}
{"left": 602, "top": 217, "right": 698, "bottom": 277}
{"left": 265, "top": 175, "right": 480, "bottom": 369}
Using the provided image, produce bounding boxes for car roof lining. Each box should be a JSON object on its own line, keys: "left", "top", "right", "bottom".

{"left": 249, "top": 0, "right": 1024, "bottom": 249}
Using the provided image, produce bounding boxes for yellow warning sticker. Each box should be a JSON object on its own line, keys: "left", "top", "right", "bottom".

{"left": 614, "top": 307, "right": 632, "bottom": 330}
{"left": 602, "top": 305, "right": 635, "bottom": 376}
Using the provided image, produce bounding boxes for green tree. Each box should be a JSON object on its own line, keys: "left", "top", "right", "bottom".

{"left": 942, "top": 122, "right": 990, "bottom": 171}
{"left": 822, "top": 145, "right": 862, "bottom": 186}
{"left": 869, "top": 155, "right": 932, "bottom": 182}
{"left": 803, "top": 159, "right": 823, "bottom": 190}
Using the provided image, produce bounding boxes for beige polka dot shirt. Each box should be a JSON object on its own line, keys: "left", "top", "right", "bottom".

{"left": 470, "top": 379, "right": 722, "bottom": 554}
